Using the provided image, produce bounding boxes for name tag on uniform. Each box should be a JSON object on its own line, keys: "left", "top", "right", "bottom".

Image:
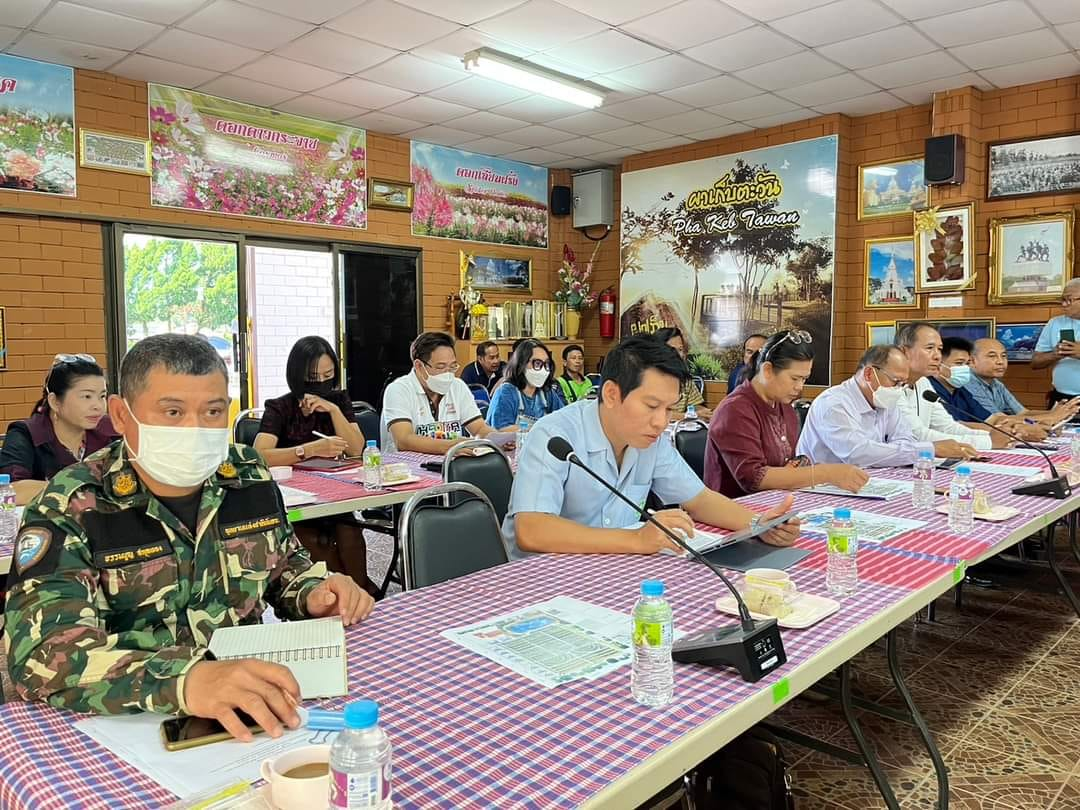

{"left": 220, "top": 514, "right": 282, "bottom": 539}
{"left": 94, "top": 541, "right": 172, "bottom": 568}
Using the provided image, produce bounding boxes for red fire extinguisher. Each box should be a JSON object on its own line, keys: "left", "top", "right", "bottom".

{"left": 599, "top": 287, "right": 616, "bottom": 339}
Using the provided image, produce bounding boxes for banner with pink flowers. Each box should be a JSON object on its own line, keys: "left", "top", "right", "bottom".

{"left": 149, "top": 84, "right": 366, "bottom": 228}
{"left": 0, "top": 53, "right": 75, "bottom": 197}
{"left": 411, "top": 142, "right": 548, "bottom": 248}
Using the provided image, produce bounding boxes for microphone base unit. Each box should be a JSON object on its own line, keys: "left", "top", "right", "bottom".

{"left": 671, "top": 619, "right": 786, "bottom": 683}
{"left": 1011, "top": 475, "right": 1072, "bottom": 499}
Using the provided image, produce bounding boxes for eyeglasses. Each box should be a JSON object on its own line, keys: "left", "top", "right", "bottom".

{"left": 872, "top": 366, "right": 911, "bottom": 390}
{"left": 424, "top": 360, "right": 460, "bottom": 374}
{"left": 53, "top": 353, "right": 96, "bottom": 366}
{"left": 761, "top": 330, "right": 811, "bottom": 364}
{"left": 528, "top": 359, "right": 554, "bottom": 371}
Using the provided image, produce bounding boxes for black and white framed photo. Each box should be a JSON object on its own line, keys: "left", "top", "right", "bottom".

{"left": 988, "top": 132, "right": 1080, "bottom": 200}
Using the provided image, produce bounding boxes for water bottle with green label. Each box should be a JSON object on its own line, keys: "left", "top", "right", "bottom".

{"left": 826, "top": 507, "right": 858, "bottom": 596}
{"left": 631, "top": 580, "right": 674, "bottom": 707}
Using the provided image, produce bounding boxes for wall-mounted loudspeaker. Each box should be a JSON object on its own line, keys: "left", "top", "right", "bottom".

{"left": 551, "top": 185, "right": 572, "bottom": 216}
{"left": 924, "top": 134, "right": 964, "bottom": 185}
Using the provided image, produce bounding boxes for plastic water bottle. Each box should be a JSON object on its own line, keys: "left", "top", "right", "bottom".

{"left": 362, "top": 440, "right": 382, "bottom": 491}
{"left": 685, "top": 404, "right": 698, "bottom": 421}
{"left": 631, "top": 579, "right": 674, "bottom": 708}
{"left": 328, "top": 699, "right": 392, "bottom": 809}
{"left": 826, "top": 508, "right": 858, "bottom": 596}
{"left": 515, "top": 418, "right": 530, "bottom": 464}
{"left": 912, "top": 450, "right": 935, "bottom": 509}
{"left": 1070, "top": 428, "right": 1080, "bottom": 471}
{"left": 948, "top": 465, "right": 975, "bottom": 534}
{"left": 0, "top": 475, "right": 16, "bottom": 550}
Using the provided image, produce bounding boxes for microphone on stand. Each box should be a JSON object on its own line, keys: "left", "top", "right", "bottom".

{"left": 546, "top": 436, "right": 786, "bottom": 682}
{"left": 921, "top": 389, "right": 1071, "bottom": 499}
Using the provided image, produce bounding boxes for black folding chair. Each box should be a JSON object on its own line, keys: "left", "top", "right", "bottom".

{"left": 232, "top": 408, "right": 264, "bottom": 446}
{"left": 673, "top": 419, "right": 708, "bottom": 480}
{"left": 443, "top": 439, "right": 514, "bottom": 526}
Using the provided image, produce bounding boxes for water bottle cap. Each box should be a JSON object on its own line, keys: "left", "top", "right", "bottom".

{"left": 366, "top": 439, "right": 377, "bottom": 447}
{"left": 833, "top": 507, "right": 851, "bottom": 520}
{"left": 0, "top": 474, "right": 8, "bottom": 485}
{"left": 918, "top": 450, "right": 933, "bottom": 459}
{"left": 956, "top": 465, "right": 971, "bottom": 476}
{"left": 641, "top": 579, "right": 664, "bottom": 597}
{"left": 343, "top": 699, "right": 379, "bottom": 730}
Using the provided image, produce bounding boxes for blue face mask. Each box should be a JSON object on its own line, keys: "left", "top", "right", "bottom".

{"left": 948, "top": 365, "right": 972, "bottom": 387}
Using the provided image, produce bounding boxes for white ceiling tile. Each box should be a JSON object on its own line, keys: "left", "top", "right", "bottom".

{"left": 459, "top": 136, "right": 528, "bottom": 155}
{"left": 448, "top": 110, "right": 526, "bottom": 135}
{"left": 777, "top": 73, "right": 878, "bottom": 106}
{"left": 553, "top": 0, "right": 671, "bottom": 25}
{"left": 604, "top": 94, "right": 692, "bottom": 122}
{"left": 661, "top": 76, "right": 761, "bottom": 107}
{"left": 142, "top": 30, "right": 263, "bottom": 73}
{"left": 889, "top": 71, "right": 991, "bottom": 105}
{"left": 401, "top": 124, "right": 478, "bottom": 146}
{"left": 817, "top": 25, "right": 937, "bottom": 70}
{"left": 328, "top": 0, "right": 458, "bottom": 50}
{"left": 381, "top": 96, "right": 474, "bottom": 123}
{"left": 595, "top": 123, "right": 670, "bottom": 146}
{"left": 547, "top": 110, "right": 629, "bottom": 135}
{"left": 734, "top": 51, "right": 843, "bottom": 90}
{"left": 638, "top": 135, "right": 695, "bottom": 151}
{"left": 878, "top": 0, "right": 1000, "bottom": 19}
{"left": 474, "top": 0, "right": 607, "bottom": 51}
{"left": 491, "top": 94, "right": 590, "bottom": 122}
{"left": 586, "top": 146, "right": 642, "bottom": 161}
{"left": 233, "top": 55, "right": 344, "bottom": 93}
{"left": 687, "top": 122, "right": 753, "bottom": 139}
{"left": 544, "top": 29, "right": 666, "bottom": 74}
{"left": 344, "top": 110, "right": 425, "bottom": 133}
{"left": 745, "top": 109, "right": 815, "bottom": 128}
{"left": 622, "top": 0, "right": 753, "bottom": 50}
{"left": 813, "top": 91, "right": 906, "bottom": 115}
{"left": 35, "top": 2, "right": 163, "bottom": 50}
{"left": 647, "top": 109, "right": 732, "bottom": 135}
{"left": 502, "top": 146, "right": 572, "bottom": 164}
{"left": 559, "top": 157, "right": 606, "bottom": 169}
{"left": 427, "top": 77, "right": 530, "bottom": 108}
{"left": 913, "top": 1, "right": 1042, "bottom": 47}
{"left": 0, "top": 27, "right": 19, "bottom": 50}
{"left": 605, "top": 55, "right": 718, "bottom": 94}
{"left": 360, "top": 54, "right": 465, "bottom": 94}
{"left": 980, "top": 54, "right": 1080, "bottom": 89}
{"left": 708, "top": 93, "right": 799, "bottom": 120}
{"left": 316, "top": 77, "right": 414, "bottom": 108}
{"left": 8, "top": 32, "right": 126, "bottom": 70}
{"left": 274, "top": 94, "right": 369, "bottom": 122}
{"left": 276, "top": 30, "right": 398, "bottom": 75}
{"left": 6, "top": 0, "right": 51, "bottom": 29}
{"left": 68, "top": 0, "right": 205, "bottom": 25}
{"left": 548, "top": 136, "right": 621, "bottom": 156}
{"left": 235, "top": 0, "right": 362, "bottom": 24}
{"left": 771, "top": 0, "right": 900, "bottom": 47}
{"left": 181, "top": 1, "right": 313, "bottom": 50}
{"left": 719, "top": 0, "right": 835, "bottom": 22}
{"left": 684, "top": 26, "right": 803, "bottom": 72}
{"left": 1061, "top": 22, "right": 1080, "bottom": 50}
{"left": 198, "top": 75, "right": 296, "bottom": 107}
{"left": 396, "top": 0, "right": 528, "bottom": 25}
{"left": 110, "top": 54, "right": 219, "bottom": 89}
{"left": 594, "top": 76, "right": 649, "bottom": 105}
{"left": 1028, "top": 0, "right": 1080, "bottom": 24}
{"left": 857, "top": 50, "right": 967, "bottom": 88}
{"left": 411, "top": 28, "right": 532, "bottom": 69}
{"left": 952, "top": 29, "right": 1068, "bottom": 72}
{"left": 500, "top": 124, "right": 577, "bottom": 146}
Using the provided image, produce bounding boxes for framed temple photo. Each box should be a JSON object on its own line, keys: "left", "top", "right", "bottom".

{"left": 897, "top": 317, "right": 995, "bottom": 344}
{"left": 858, "top": 156, "right": 930, "bottom": 220}
{"left": 866, "top": 320, "right": 896, "bottom": 347}
{"left": 988, "top": 210, "right": 1073, "bottom": 305}
{"left": 988, "top": 132, "right": 1080, "bottom": 200}
{"left": 913, "top": 204, "right": 975, "bottom": 294}
{"left": 865, "top": 237, "right": 917, "bottom": 309}
{"left": 460, "top": 251, "right": 532, "bottom": 292}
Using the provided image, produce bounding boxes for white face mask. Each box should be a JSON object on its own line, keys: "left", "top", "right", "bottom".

{"left": 947, "top": 365, "right": 972, "bottom": 387}
{"left": 525, "top": 368, "right": 550, "bottom": 388}
{"left": 870, "top": 371, "right": 905, "bottom": 410}
{"left": 123, "top": 402, "right": 230, "bottom": 488}
{"left": 424, "top": 368, "right": 454, "bottom": 395}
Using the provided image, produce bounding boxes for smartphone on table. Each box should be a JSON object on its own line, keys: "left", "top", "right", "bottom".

{"left": 160, "top": 711, "right": 263, "bottom": 751}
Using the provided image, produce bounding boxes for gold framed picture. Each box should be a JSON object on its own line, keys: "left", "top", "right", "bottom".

{"left": 460, "top": 251, "right": 532, "bottom": 292}
{"left": 78, "top": 129, "right": 151, "bottom": 175}
{"left": 913, "top": 203, "right": 976, "bottom": 294}
{"left": 866, "top": 320, "right": 896, "bottom": 346}
{"left": 367, "top": 178, "right": 414, "bottom": 211}
{"left": 858, "top": 155, "right": 930, "bottom": 220}
{"left": 865, "top": 236, "right": 917, "bottom": 309}
{"left": 896, "top": 317, "right": 995, "bottom": 344}
{"left": 988, "top": 210, "right": 1074, "bottom": 305}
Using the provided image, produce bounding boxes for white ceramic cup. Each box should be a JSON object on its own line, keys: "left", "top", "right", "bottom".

{"left": 259, "top": 744, "right": 331, "bottom": 810}
{"left": 743, "top": 568, "right": 797, "bottom": 618}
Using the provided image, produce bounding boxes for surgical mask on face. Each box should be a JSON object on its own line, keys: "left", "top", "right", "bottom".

{"left": 304, "top": 381, "right": 335, "bottom": 398}
{"left": 947, "top": 365, "right": 972, "bottom": 387}
{"left": 525, "top": 368, "right": 550, "bottom": 388}
{"left": 424, "top": 368, "right": 454, "bottom": 395}
{"left": 123, "top": 401, "right": 230, "bottom": 488}
{"left": 870, "top": 370, "right": 905, "bottom": 410}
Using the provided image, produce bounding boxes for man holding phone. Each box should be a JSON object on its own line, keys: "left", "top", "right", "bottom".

{"left": 5, "top": 335, "right": 374, "bottom": 744}
{"left": 1033, "top": 279, "right": 1080, "bottom": 408}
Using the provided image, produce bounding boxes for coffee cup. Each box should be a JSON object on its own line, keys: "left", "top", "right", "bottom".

{"left": 259, "top": 744, "right": 331, "bottom": 810}
{"left": 743, "top": 568, "right": 797, "bottom": 618}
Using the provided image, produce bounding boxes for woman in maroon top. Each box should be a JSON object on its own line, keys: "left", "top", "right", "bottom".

{"left": 0, "top": 355, "right": 118, "bottom": 504}
{"left": 704, "top": 331, "right": 868, "bottom": 498}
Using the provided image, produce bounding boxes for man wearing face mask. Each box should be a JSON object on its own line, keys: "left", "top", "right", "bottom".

{"left": 797, "top": 345, "right": 974, "bottom": 466}
{"left": 380, "top": 331, "right": 499, "bottom": 454}
{"left": 5, "top": 334, "right": 372, "bottom": 742}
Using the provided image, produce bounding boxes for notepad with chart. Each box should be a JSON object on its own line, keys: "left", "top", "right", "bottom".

{"left": 207, "top": 617, "right": 347, "bottom": 699}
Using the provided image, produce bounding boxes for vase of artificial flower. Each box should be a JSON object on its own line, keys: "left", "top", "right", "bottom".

{"left": 555, "top": 242, "right": 600, "bottom": 342}
{"left": 565, "top": 309, "right": 581, "bottom": 340}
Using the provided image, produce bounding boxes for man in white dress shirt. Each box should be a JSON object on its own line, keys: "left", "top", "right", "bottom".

{"left": 893, "top": 322, "right": 999, "bottom": 454}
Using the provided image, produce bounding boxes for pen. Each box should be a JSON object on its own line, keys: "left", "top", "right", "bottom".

{"left": 312, "top": 430, "right": 332, "bottom": 440}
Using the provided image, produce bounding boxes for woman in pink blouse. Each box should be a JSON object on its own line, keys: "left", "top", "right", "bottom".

{"left": 704, "top": 330, "right": 868, "bottom": 498}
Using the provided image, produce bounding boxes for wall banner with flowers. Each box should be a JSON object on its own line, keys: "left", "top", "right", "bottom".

{"left": 410, "top": 141, "right": 548, "bottom": 248}
{"left": 148, "top": 84, "right": 367, "bottom": 228}
{"left": 0, "top": 53, "right": 75, "bottom": 197}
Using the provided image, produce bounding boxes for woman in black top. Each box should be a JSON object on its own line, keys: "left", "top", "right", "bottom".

{"left": 254, "top": 337, "right": 373, "bottom": 593}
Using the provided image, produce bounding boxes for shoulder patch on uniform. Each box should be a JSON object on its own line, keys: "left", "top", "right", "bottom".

{"left": 14, "top": 525, "right": 55, "bottom": 575}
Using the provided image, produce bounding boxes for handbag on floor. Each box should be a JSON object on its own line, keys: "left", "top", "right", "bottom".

{"left": 684, "top": 726, "right": 795, "bottom": 810}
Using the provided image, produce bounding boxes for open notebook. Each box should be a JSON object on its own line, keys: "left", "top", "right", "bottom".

{"left": 207, "top": 617, "right": 347, "bottom": 699}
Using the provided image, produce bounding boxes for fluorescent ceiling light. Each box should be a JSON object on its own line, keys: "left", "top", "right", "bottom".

{"left": 463, "top": 48, "right": 605, "bottom": 109}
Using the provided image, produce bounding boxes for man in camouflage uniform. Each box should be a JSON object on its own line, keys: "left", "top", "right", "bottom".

{"left": 5, "top": 334, "right": 373, "bottom": 742}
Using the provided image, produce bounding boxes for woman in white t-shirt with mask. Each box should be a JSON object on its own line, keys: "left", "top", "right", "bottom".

{"left": 487, "top": 339, "right": 566, "bottom": 430}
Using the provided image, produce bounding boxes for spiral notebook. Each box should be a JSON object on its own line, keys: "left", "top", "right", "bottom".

{"left": 207, "top": 617, "right": 347, "bottom": 698}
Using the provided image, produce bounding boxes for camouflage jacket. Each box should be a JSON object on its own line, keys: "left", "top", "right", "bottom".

{"left": 4, "top": 441, "right": 327, "bottom": 716}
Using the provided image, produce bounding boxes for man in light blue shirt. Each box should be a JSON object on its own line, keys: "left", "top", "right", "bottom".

{"left": 503, "top": 336, "right": 800, "bottom": 559}
{"left": 1034, "top": 279, "right": 1080, "bottom": 403}
{"left": 966, "top": 338, "right": 1077, "bottom": 425}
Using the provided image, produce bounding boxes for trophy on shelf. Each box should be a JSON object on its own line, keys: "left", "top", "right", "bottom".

{"left": 459, "top": 281, "right": 482, "bottom": 340}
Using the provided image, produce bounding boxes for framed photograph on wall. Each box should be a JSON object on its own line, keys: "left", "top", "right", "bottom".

{"left": 866, "top": 320, "right": 896, "bottom": 346}
{"left": 988, "top": 132, "right": 1080, "bottom": 200}
{"left": 858, "top": 156, "right": 929, "bottom": 220}
{"left": 914, "top": 204, "right": 975, "bottom": 294}
{"left": 368, "top": 178, "right": 414, "bottom": 211}
{"left": 79, "top": 129, "right": 151, "bottom": 175}
{"left": 995, "top": 323, "right": 1044, "bottom": 362}
{"left": 988, "top": 210, "right": 1073, "bottom": 305}
{"left": 865, "top": 237, "right": 917, "bottom": 309}
{"left": 896, "top": 317, "right": 995, "bottom": 344}
{"left": 461, "top": 251, "right": 532, "bottom": 292}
